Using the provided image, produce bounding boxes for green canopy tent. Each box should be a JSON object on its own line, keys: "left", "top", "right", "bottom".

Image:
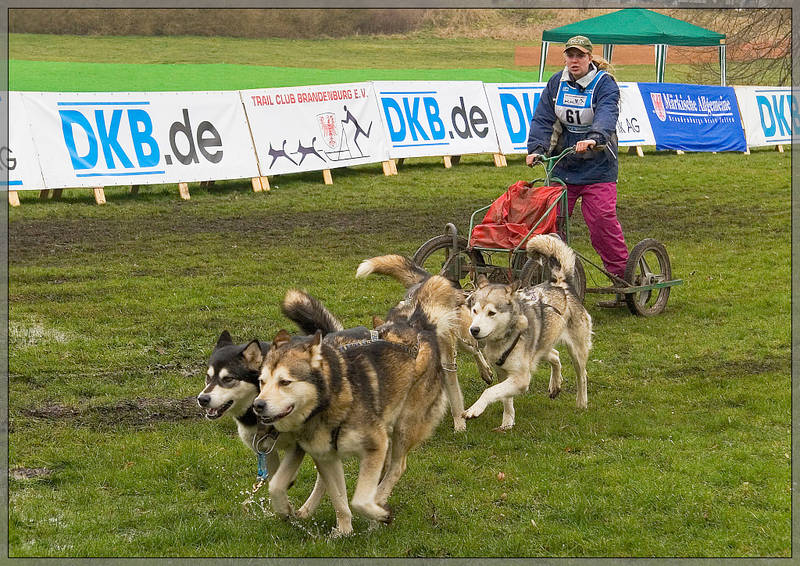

{"left": 538, "top": 8, "right": 727, "bottom": 85}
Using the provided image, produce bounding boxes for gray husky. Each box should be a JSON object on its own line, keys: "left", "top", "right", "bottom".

{"left": 463, "top": 234, "right": 592, "bottom": 430}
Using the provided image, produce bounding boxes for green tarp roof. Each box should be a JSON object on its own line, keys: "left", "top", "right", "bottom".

{"left": 542, "top": 8, "right": 725, "bottom": 47}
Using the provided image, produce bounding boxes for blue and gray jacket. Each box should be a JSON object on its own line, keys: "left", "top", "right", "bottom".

{"left": 527, "top": 63, "right": 620, "bottom": 185}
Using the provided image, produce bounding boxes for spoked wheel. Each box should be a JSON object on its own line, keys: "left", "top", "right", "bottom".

{"left": 623, "top": 238, "right": 672, "bottom": 316}
{"left": 412, "top": 234, "right": 485, "bottom": 289}
{"left": 519, "top": 254, "right": 586, "bottom": 302}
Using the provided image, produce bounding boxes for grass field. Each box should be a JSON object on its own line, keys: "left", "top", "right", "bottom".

{"left": 6, "top": 33, "right": 792, "bottom": 558}
{"left": 10, "top": 33, "right": 701, "bottom": 91}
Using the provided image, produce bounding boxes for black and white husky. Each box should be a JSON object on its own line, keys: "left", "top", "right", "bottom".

{"left": 197, "top": 290, "right": 372, "bottom": 518}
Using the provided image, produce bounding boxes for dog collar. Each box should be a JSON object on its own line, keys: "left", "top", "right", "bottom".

{"left": 496, "top": 332, "right": 522, "bottom": 367}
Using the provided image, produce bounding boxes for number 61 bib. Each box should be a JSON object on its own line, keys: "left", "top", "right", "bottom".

{"left": 554, "top": 70, "right": 607, "bottom": 134}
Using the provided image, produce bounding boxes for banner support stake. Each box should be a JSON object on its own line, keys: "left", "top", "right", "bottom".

{"left": 178, "top": 183, "right": 190, "bottom": 200}
{"left": 93, "top": 187, "right": 107, "bottom": 205}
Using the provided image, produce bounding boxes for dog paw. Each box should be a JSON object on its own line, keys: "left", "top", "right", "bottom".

{"left": 480, "top": 370, "right": 494, "bottom": 385}
{"left": 492, "top": 424, "right": 513, "bottom": 432}
{"left": 294, "top": 506, "right": 313, "bottom": 520}
{"left": 453, "top": 417, "right": 467, "bottom": 432}
{"left": 329, "top": 526, "right": 353, "bottom": 539}
{"left": 462, "top": 405, "right": 484, "bottom": 420}
{"left": 548, "top": 388, "right": 561, "bottom": 399}
{"left": 379, "top": 503, "right": 394, "bottom": 524}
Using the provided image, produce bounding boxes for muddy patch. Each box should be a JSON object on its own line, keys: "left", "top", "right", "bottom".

{"left": 17, "top": 396, "right": 204, "bottom": 430}
{"left": 10, "top": 467, "right": 54, "bottom": 480}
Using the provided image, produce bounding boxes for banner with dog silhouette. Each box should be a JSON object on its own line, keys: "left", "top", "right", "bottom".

{"left": 240, "top": 83, "right": 389, "bottom": 176}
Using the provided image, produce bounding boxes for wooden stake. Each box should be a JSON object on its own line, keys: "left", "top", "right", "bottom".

{"left": 744, "top": 147, "right": 751, "bottom": 155}
{"left": 8, "top": 190, "right": 20, "bottom": 207}
{"left": 178, "top": 183, "right": 190, "bottom": 200}
{"left": 390, "top": 159, "right": 398, "bottom": 175}
{"left": 451, "top": 155, "right": 461, "bottom": 165}
{"left": 776, "top": 144, "right": 784, "bottom": 153}
{"left": 39, "top": 189, "right": 50, "bottom": 200}
{"left": 323, "top": 169, "right": 333, "bottom": 185}
{"left": 52, "top": 189, "right": 63, "bottom": 200}
{"left": 258, "top": 176, "right": 270, "bottom": 191}
{"left": 130, "top": 185, "right": 140, "bottom": 195}
{"left": 93, "top": 187, "right": 106, "bottom": 205}
{"left": 443, "top": 156, "right": 452, "bottom": 169}
{"left": 382, "top": 161, "right": 393, "bottom": 176}
{"left": 251, "top": 177, "right": 264, "bottom": 192}
{"left": 396, "top": 158, "right": 405, "bottom": 167}
{"left": 493, "top": 153, "right": 507, "bottom": 167}
{"left": 627, "top": 145, "right": 644, "bottom": 157}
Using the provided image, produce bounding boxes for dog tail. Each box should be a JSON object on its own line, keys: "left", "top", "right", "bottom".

{"left": 413, "top": 275, "right": 462, "bottom": 339}
{"left": 525, "top": 234, "right": 576, "bottom": 288}
{"left": 282, "top": 289, "right": 344, "bottom": 335}
{"left": 355, "top": 254, "right": 430, "bottom": 288}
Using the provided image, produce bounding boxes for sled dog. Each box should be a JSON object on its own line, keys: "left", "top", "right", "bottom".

{"left": 356, "top": 254, "right": 493, "bottom": 431}
{"left": 253, "top": 279, "right": 449, "bottom": 536}
{"left": 463, "top": 234, "right": 592, "bottom": 430}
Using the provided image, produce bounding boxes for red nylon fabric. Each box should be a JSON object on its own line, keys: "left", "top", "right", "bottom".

{"left": 469, "top": 182, "right": 564, "bottom": 249}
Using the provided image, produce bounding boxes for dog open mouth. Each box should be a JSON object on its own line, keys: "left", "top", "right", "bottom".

{"left": 204, "top": 400, "right": 234, "bottom": 420}
{"left": 258, "top": 404, "right": 294, "bottom": 424}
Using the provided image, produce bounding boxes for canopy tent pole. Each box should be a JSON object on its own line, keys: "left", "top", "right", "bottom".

{"left": 719, "top": 41, "right": 727, "bottom": 86}
{"left": 655, "top": 44, "right": 668, "bottom": 82}
{"left": 538, "top": 41, "right": 549, "bottom": 82}
{"left": 602, "top": 44, "right": 614, "bottom": 63}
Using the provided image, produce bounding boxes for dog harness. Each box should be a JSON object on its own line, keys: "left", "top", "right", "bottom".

{"left": 495, "top": 332, "right": 522, "bottom": 367}
{"left": 337, "top": 329, "right": 420, "bottom": 358}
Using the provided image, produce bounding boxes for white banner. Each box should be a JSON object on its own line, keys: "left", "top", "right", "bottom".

{"left": 373, "top": 81, "right": 500, "bottom": 159}
{"left": 483, "top": 82, "right": 655, "bottom": 154}
{"left": 241, "top": 83, "right": 388, "bottom": 175}
{"left": 21, "top": 91, "right": 260, "bottom": 189}
{"left": 7, "top": 92, "right": 46, "bottom": 190}
{"left": 483, "top": 83, "right": 546, "bottom": 155}
{"left": 616, "top": 82, "right": 656, "bottom": 147}
{"left": 734, "top": 86, "right": 796, "bottom": 147}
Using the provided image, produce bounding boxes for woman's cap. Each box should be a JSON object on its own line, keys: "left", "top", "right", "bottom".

{"left": 564, "top": 35, "right": 593, "bottom": 54}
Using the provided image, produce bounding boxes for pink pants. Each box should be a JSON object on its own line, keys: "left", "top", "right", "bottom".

{"left": 566, "top": 182, "right": 629, "bottom": 278}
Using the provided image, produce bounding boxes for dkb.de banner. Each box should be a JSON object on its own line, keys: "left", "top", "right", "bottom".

{"left": 21, "top": 91, "right": 260, "bottom": 189}
{"left": 373, "top": 81, "right": 500, "bottom": 159}
{"left": 733, "top": 86, "right": 797, "bottom": 148}
{"left": 637, "top": 83, "right": 747, "bottom": 152}
{"left": 8, "top": 92, "right": 46, "bottom": 190}
{"left": 484, "top": 82, "right": 656, "bottom": 155}
{"left": 240, "top": 83, "right": 389, "bottom": 176}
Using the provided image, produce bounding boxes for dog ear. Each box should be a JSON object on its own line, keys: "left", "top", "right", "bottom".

{"left": 216, "top": 330, "right": 234, "bottom": 349}
{"left": 272, "top": 329, "right": 292, "bottom": 348}
{"left": 372, "top": 315, "right": 385, "bottom": 328}
{"left": 241, "top": 339, "right": 263, "bottom": 369}
{"left": 510, "top": 279, "right": 524, "bottom": 293}
{"left": 309, "top": 330, "right": 324, "bottom": 370}
{"left": 476, "top": 274, "right": 490, "bottom": 289}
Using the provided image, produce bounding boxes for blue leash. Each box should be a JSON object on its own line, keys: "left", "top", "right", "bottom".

{"left": 252, "top": 429, "right": 278, "bottom": 489}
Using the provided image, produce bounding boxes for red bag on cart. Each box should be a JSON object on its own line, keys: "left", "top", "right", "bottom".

{"left": 469, "top": 182, "right": 564, "bottom": 249}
